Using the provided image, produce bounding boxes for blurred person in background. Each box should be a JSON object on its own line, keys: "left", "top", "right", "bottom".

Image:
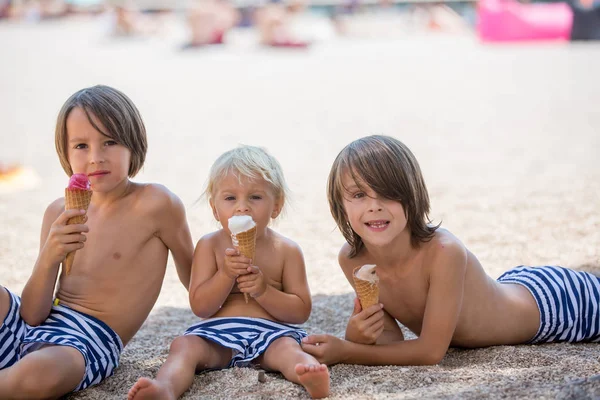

{"left": 185, "top": 0, "right": 240, "bottom": 47}
{"left": 255, "top": 0, "right": 311, "bottom": 47}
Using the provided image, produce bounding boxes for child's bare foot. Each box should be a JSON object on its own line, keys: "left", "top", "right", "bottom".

{"left": 128, "top": 377, "right": 174, "bottom": 400}
{"left": 295, "top": 363, "right": 330, "bottom": 399}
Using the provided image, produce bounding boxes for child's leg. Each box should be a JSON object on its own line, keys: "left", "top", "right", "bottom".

{"left": 258, "top": 337, "right": 330, "bottom": 399}
{"left": 0, "top": 345, "right": 85, "bottom": 400}
{"left": 128, "top": 335, "right": 232, "bottom": 400}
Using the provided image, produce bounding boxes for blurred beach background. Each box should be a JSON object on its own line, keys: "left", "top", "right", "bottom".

{"left": 1, "top": 1, "right": 599, "bottom": 398}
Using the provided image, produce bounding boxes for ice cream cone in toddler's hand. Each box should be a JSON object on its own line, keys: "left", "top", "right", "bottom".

{"left": 228, "top": 215, "right": 257, "bottom": 303}
{"left": 353, "top": 264, "right": 379, "bottom": 310}
{"left": 63, "top": 173, "right": 92, "bottom": 275}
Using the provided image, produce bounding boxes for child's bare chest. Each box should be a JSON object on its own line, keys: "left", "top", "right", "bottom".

{"left": 74, "top": 211, "right": 160, "bottom": 274}
{"left": 378, "top": 268, "right": 429, "bottom": 334}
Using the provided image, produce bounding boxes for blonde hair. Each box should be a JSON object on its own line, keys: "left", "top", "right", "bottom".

{"left": 328, "top": 135, "right": 439, "bottom": 258}
{"left": 55, "top": 85, "right": 147, "bottom": 177}
{"left": 205, "top": 145, "right": 289, "bottom": 210}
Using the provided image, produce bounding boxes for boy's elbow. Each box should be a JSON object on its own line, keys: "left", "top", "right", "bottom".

{"left": 289, "top": 307, "right": 311, "bottom": 324}
{"left": 419, "top": 347, "right": 446, "bottom": 365}
{"left": 190, "top": 303, "right": 213, "bottom": 319}
{"left": 20, "top": 309, "right": 44, "bottom": 327}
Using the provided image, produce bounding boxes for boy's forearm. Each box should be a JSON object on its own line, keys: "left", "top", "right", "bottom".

{"left": 190, "top": 270, "right": 235, "bottom": 318}
{"left": 341, "top": 338, "right": 445, "bottom": 366}
{"left": 20, "top": 258, "right": 60, "bottom": 326}
{"left": 174, "top": 262, "right": 192, "bottom": 290}
{"left": 254, "top": 285, "right": 310, "bottom": 324}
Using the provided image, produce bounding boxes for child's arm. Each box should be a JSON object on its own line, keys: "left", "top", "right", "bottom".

{"left": 189, "top": 236, "right": 252, "bottom": 317}
{"left": 21, "top": 201, "right": 88, "bottom": 326}
{"left": 303, "top": 241, "right": 466, "bottom": 365}
{"left": 344, "top": 297, "right": 404, "bottom": 345}
{"left": 154, "top": 187, "right": 194, "bottom": 289}
{"left": 237, "top": 240, "right": 311, "bottom": 324}
{"left": 340, "top": 248, "right": 404, "bottom": 345}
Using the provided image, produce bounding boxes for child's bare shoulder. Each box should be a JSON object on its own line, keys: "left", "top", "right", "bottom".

{"left": 423, "top": 228, "right": 467, "bottom": 269}
{"left": 134, "top": 183, "right": 183, "bottom": 211}
{"left": 44, "top": 197, "right": 66, "bottom": 221}
{"left": 195, "top": 230, "right": 231, "bottom": 255}
{"left": 268, "top": 230, "right": 303, "bottom": 257}
{"left": 197, "top": 229, "right": 226, "bottom": 246}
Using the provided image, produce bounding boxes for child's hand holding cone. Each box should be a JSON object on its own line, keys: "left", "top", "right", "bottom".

{"left": 39, "top": 208, "right": 89, "bottom": 270}
{"left": 63, "top": 173, "right": 92, "bottom": 275}
{"left": 228, "top": 215, "right": 257, "bottom": 303}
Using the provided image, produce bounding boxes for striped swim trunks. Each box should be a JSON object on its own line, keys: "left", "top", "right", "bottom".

{"left": 21, "top": 303, "right": 124, "bottom": 391}
{"left": 0, "top": 288, "right": 28, "bottom": 369}
{"left": 497, "top": 266, "right": 600, "bottom": 344}
{"left": 184, "top": 317, "right": 307, "bottom": 367}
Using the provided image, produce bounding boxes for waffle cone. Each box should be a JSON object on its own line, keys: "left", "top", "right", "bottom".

{"left": 63, "top": 188, "right": 92, "bottom": 275}
{"left": 352, "top": 266, "right": 380, "bottom": 310}
{"left": 232, "top": 226, "right": 257, "bottom": 303}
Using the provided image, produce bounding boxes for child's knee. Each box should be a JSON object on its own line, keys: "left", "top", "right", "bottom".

{"left": 14, "top": 364, "right": 78, "bottom": 398}
{"left": 169, "top": 335, "right": 214, "bottom": 359}
{"left": 270, "top": 336, "right": 302, "bottom": 353}
{"left": 169, "top": 335, "right": 197, "bottom": 354}
{"left": 15, "top": 346, "right": 85, "bottom": 397}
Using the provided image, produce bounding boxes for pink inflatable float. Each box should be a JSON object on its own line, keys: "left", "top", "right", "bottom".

{"left": 476, "top": 0, "right": 574, "bottom": 42}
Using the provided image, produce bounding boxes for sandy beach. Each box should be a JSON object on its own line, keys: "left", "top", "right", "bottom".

{"left": 1, "top": 12, "right": 599, "bottom": 399}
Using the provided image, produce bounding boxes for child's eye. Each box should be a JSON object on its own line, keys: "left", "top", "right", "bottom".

{"left": 74, "top": 144, "right": 87, "bottom": 150}
{"left": 105, "top": 140, "right": 118, "bottom": 146}
{"left": 225, "top": 196, "right": 235, "bottom": 201}
{"left": 250, "top": 195, "right": 262, "bottom": 200}
{"left": 353, "top": 192, "right": 365, "bottom": 199}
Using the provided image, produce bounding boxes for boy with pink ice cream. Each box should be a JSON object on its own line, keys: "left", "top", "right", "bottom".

{"left": 0, "top": 85, "right": 194, "bottom": 399}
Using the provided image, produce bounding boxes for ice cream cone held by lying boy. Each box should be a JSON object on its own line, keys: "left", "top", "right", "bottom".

{"left": 128, "top": 145, "right": 329, "bottom": 400}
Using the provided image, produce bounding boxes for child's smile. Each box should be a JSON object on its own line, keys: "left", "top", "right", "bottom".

{"left": 364, "top": 219, "right": 391, "bottom": 232}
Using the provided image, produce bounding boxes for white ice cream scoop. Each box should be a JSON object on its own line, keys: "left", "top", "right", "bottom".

{"left": 354, "top": 264, "right": 378, "bottom": 283}
{"left": 228, "top": 215, "right": 256, "bottom": 234}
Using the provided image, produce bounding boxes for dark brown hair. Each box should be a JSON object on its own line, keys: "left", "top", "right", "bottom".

{"left": 328, "top": 135, "right": 439, "bottom": 258}
{"left": 55, "top": 85, "right": 147, "bottom": 177}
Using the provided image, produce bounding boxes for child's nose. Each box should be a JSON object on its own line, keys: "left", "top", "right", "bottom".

{"left": 367, "top": 198, "right": 383, "bottom": 212}
{"left": 236, "top": 201, "right": 250, "bottom": 213}
{"left": 89, "top": 146, "right": 105, "bottom": 164}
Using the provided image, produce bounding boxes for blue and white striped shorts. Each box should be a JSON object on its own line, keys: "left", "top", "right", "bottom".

{"left": 497, "top": 266, "right": 600, "bottom": 344}
{"left": 0, "top": 288, "right": 28, "bottom": 369}
{"left": 21, "top": 303, "right": 124, "bottom": 391}
{"left": 184, "top": 317, "right": 307, "bottom": 367}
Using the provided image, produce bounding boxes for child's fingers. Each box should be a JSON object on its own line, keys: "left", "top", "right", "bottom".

{"left": 247, "top": 265, "right": 260, "bottom": 274}
{"left": 361, "top": 303, "right": 384, "bottom": 319}
{"left": 364, "top": 309, "right": 384, "bottom": 325}
{"left": 62, "top": 242, "right": 85, "bottom": 254}
{"left": 237, "top": 273, "right": 258, "bottom": 284}
{"left": 61, "top": 233, "right": 87, "bottom": 244}
{"left": 225, "top": 248, "right": 239, "bottom": 256}
{"left": 61, "top": 223, "right": 89, "bottom": 234}
{"left": 56, "top": 209, "right": 86, "bottom": 225}
{"left": 226, "top": 254, "right": 252, "bottom": 264}
{"left": 302, "top": 335, "right": 328, "bottom": 345}
{"left": 364, "top": 318, "right": 385, "bottom": 336}
{"left": 227, "top": 261, "right": 252, "bottom": 270}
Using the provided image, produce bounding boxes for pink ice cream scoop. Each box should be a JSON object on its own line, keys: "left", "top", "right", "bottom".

{"left": 68, "top": 173, "right": 90, "bottom": 190}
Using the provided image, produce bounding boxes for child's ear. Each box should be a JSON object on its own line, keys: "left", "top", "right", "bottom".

{"left": 271, "top": 198, "right": 283, "bottom": 219}
{"left": 209, "top": 198, "right": 220, "bottom": 221}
